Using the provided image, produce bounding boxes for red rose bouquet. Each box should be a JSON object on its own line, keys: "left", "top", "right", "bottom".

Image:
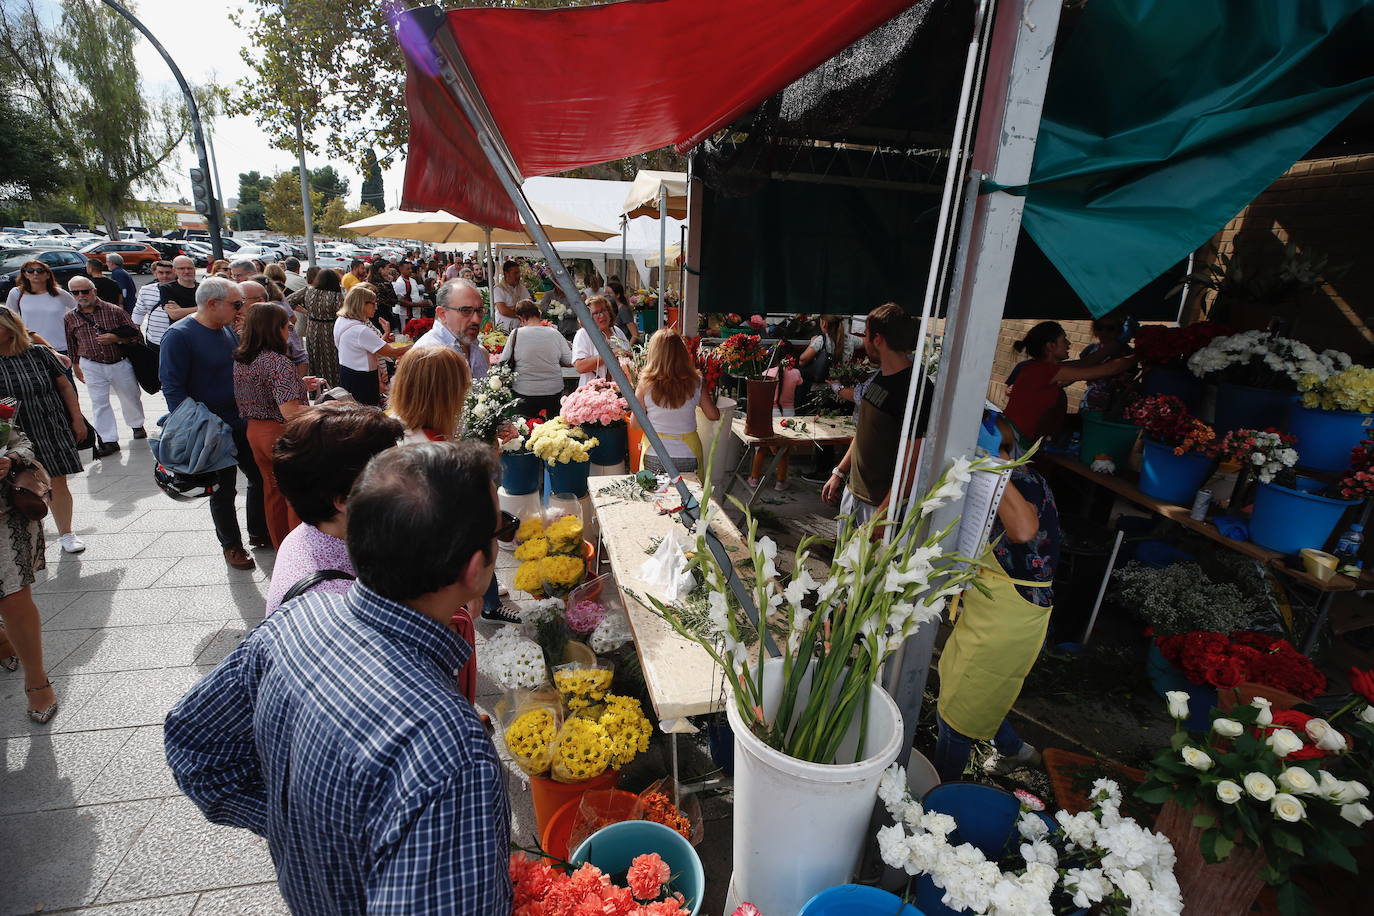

{"left": 1336, "top": 432, "right": 1374, "bottom": 501}
{"left": 685, "top": 337, "right": 725, "bottom": 394}
{"left": 1132, "top": 321, "right": 1231, "bottom": 367}
{"left": 403, "top": 317, "right": 434, "bottom": 339}
{"left": 1156, "top": 630, "right": 1326, "bottom": 698}
{"left": 1124, "top": 394, "right": 1218, "bottom": 456}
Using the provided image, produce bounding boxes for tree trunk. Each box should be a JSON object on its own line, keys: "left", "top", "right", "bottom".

{"left": 101, "top": 207, "right": 121, "bottom": 245}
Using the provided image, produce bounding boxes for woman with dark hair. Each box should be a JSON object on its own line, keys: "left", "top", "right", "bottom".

{"left": 366, "top": 261, "right": 400, "bottom": 335}
{"left": 4, "top": 260, "right": 77, "bottom": 361}
{"left": 296, "top": 268, "right": 345, "bottom": 387}
{"left": 498, "top": 299, "right": 572, "bottom": 420}
{"left": 233, "top": 303, "right": 311, "bottom": 548}
{"left": 1002, "top": 320, "right": 1134, "bottom": 444}
{"left": 265, "top": 404, "right": 403, "bottom": 613}
{"left": 605, "top": 278, "right": 639, "bottom": 346}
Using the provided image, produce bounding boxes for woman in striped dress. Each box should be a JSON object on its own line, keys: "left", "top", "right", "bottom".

{"left": 297, "top": 269, "right": 344, "bottom": 388}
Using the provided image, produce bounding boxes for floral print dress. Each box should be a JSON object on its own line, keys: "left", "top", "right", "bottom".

{"left": 990, "top": 465, "right": 1060, "bottom": 606}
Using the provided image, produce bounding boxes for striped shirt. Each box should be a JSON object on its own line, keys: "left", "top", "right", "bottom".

{"left": 164, "top": 582, "right": 511, "bottom": 914}
{"left": 132, "top": 281, "right": 174, "bottom": 343}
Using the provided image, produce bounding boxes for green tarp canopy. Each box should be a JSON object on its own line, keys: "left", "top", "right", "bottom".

{"left": 1015, "top": 0, "right": 1374, "bottom": 317}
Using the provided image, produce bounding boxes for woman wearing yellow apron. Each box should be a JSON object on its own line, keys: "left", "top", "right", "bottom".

{"left": 636, "top": 329, "right": 719, "bottom": 474}
{"left": 935, "top": 420, "right": 1060, "bottom": 781}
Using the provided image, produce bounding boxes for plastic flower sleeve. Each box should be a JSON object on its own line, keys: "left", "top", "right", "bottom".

{"left": 632, "top": 776, "right": 704, "bottom": 845}
{"left": 495, "top": 688, "right": 563, "bottom": 777}
{"left": 552, "top": 659, "right": 615, "bottom": 712}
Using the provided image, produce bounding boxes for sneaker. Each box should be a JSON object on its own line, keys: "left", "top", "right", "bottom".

{"left": 131, "top": 427, "right": 147, "bottom": 439}
{"left": 773, "top": 479, "right": 789, "bottom": 492}
{"left": 58, "top": 533, "right": 86, "bottom": 554}
{"left": 747, "top": 477, "right": 761, "bottom": 488}
{"left": 498, "top": 582, "right": 509, "bottom": 597}
{"left": 480, "top": 603, "right": 521, "bottom": 625}
{"left": 223, "top": 547, "right": 256, "bottom": 570}
{"left": 982, "top": 742, "right": 1043, "bottom": 777}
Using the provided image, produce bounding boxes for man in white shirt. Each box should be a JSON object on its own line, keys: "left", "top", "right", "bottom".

{"left": 392, "top": 261, "right": 424, "bottom": 326}
{"left": 490, "top": 260, "right": 528, "bottom": 333}
{"left": 131, "top": 260, "right": 176, "bottom": 348}
{"left": 413, "top": 279, "right": 489, "bottom": 381}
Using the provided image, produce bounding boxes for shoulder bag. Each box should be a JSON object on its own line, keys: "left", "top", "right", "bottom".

{"left": 279, "top": 569, "right": 356, "bottom": 605}
{"left": 73, "top": 308, "right": 161, "bottom": 394}
{"left": 507, "top": 327, "right": 519, "bottom": 371}
{"left": 5, "top": 456, "right": 51, "bottom": 521}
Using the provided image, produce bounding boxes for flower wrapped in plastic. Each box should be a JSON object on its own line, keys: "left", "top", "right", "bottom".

{"left": 544, "top": 514, "right": 584, "bottom": 554}
{"left": 559, "top": 378, "right": 628, "bottom": 427}
{"left": 540, "top": 554, "right": 586, "bottom": 598}
{"left": 550, "top": 715, "right": 613, "bottom": 783}
{"left": 565, "top": 598, "right": 607, "bottom": 635}
{"left": 598, "top": 694, "right": 652, "bottom": 768}
{"left": 486, "top": 631, "right": 549, "bottom": 691}
{"left": 498, "top": 692, "right": 562, "bottom": 777}
{"left": 461, "top": 361, "right": 522, "bottom": 443}
{"left": 633, "top": 776, "right": 704, "bottom": 845}
{"left": 554, "top": 660, "right": 614, "bottom": 712}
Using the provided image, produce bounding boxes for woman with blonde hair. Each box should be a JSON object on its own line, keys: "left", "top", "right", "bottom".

{"left": 333, "top": 285, "right": 407, "bottom": 406}
{"left": 636, "top": 329, "right": 719, "bottom": 473}
{"left": 390, "top": 346, "right": 472, "bottom": 442}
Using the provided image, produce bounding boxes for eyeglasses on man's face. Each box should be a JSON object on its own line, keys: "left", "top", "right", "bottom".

{"left": 442, "top": 304, "right": 485, "bottom": 318}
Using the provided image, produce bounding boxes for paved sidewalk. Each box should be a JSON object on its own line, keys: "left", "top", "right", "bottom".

{"left": 0, "top": 390, "right": 533, "bottom": 915}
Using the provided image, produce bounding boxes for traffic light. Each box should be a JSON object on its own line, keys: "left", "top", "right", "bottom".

{"left": 189, "top": 168, "right": 212, "bottom": 216}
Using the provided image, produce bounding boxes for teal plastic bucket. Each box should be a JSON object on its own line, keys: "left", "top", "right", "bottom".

{"left": 584, "top": 422, "right": 628, "bottom": 465}
{"left": 799, "top": 884, "right": 923, "bottom": 915}
{"left": 500, "top": 451, "right": 542, "bottom": 496}
{"left": 636, "top": 310, "right": 660, "bottom": 335}
{"left": 544, "top": 460, "right": 591, "bottom": 498}
{"left": 1213, "top": 382, "right": 1292, "bottom": 436}
{"left": 1079, "top": 411, "right": 1140, "bottom": 465}
{"left": 1249, "top": 481, "right": 1357, "bottom": 556}
{"left": 1287, "top": 400, "right": 1374, "bottom": 473}
{"left": 570, "top": 820, "right": 704, "bottom": 916}
{"left": 1138, "top": 439, "right": 1213, "bottom": 505}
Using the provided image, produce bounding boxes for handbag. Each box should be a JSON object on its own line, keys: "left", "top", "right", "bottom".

{"left": 73, "top": 309, "right": 161, "bottom": 394}
{"left": 5, "top": 458, "right": 51, "bottom": 521}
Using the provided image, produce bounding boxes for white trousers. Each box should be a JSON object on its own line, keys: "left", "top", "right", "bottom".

{"left": 81, "top": 357, "right": 144, "bottom": 442}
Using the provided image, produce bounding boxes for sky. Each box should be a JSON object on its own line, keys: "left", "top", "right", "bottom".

{"left": 93, "top": 0, "right": 409, "bottom": 210}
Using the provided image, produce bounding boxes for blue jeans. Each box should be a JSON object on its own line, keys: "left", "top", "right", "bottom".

{"left": 933, "top": 713, "right": 1025, "bottom": 781}
{"left": 482, "top": 572, "right": 501, "bottom": 612}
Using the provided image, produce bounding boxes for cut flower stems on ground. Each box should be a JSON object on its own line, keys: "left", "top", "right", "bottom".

{"left": 641, "top": 428, "right": 1026, "bottom": 764}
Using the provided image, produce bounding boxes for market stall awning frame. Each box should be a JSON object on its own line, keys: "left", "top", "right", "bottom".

{"left": 339, "top": 203, "right": 617, "bottom": 245}
{"left": 396, "top": 0, "right": 920, "bottom": 231}
{"left": 622, "top": 171, "right": 688, "bottom": 220}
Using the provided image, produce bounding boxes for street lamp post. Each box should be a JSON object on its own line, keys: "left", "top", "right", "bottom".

{"left": 99, "top": 0, "right": 224, "bottom": 260}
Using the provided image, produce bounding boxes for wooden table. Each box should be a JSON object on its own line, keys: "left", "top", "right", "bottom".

{"left": 1045, "top": 453, "right": 1357, "bottom": 652}
{"left": 721, "top": 415, "right": 855, "bottom": 509}
{"left": 588, "top": 474, "right": 748, "bottom": 721}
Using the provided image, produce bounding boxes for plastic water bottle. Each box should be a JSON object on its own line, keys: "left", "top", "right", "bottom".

{"left": 1334, "top": 523, "right": 1364, "bottom": 570}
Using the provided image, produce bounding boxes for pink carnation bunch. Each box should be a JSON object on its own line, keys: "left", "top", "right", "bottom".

{"left": 565, "top": 599, "right": 608, "bottom": 635}
{"left": 561, "top": 379, "right": 629, "bottom": 427}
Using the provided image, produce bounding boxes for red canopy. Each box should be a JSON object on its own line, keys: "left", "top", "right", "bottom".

{"left": 399, "top": 0, "right": 918, "bottom": 231}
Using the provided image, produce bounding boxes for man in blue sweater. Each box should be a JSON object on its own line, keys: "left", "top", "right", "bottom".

{"left": 159, "top": 276, "right": 269, "bottom": 570}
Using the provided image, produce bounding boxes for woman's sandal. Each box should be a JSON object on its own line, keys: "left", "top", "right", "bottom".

{"left": 25, "top": 681, "right": 57, "bottom": 724}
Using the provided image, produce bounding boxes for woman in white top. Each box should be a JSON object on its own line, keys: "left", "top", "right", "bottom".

{"left": 636, "top": 329, "right": 719, "bottom": 473}
{"left": 571, "top": 296, "right": 631, "bottom": 388}
{"left": 332, "top": 285, "right": 407, "bottom": 406}
{"left": 5, "top": 260, "right": 76, "bottom": 357}
{"left": 498, "top": 299, "right": 572, "bottom": 421}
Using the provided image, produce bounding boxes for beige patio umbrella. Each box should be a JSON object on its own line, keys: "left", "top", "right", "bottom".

{"left": 621, "top": 170, "right": 688, "bottom": 220}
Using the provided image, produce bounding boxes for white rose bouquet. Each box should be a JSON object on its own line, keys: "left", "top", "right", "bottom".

{"left": 1187, "top": 330, "right": 1350, "bottom": 391}
{"left": 1137, "top": 694, "right": 1369, "bottom": 916}
{"left": 461, "top": 362, "right": 522, "bottom": 443}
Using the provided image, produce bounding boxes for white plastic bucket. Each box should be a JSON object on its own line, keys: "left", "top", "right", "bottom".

{"left": 697, "top": 396, "right": 738, "bottom": 490}
{"left": 498, "top": 487, "right": 543, "bottom": 551}
{"left": 727, "top": 658, "right": 904, "bottom": 916}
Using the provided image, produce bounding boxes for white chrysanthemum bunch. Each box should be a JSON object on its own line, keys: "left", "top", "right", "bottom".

{"left": 1188, "top": 330, "right": 1349, "bottom": 386}
{"left": 485, "top": 631, "right": 548, "bottom": 691}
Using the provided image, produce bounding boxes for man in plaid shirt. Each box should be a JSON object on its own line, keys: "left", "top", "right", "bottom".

{"left": 165, "top": 442, "right": 512, "bottom": 914}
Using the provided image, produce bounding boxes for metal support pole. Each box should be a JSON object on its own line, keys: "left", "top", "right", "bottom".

{"left": 683, "top": 170, "right": 704, "bottom": 334}
{"left": 658, "top": 186, "right": 668, "bottom": 328}
{"left": 1081, "top": 530, "right": 1125, "bottom": 645}
{"left": 100, "top": 0, "right": 223, "bottom": 261}
{"left": 293, "top": 112, "right": 316, "bottom": 267}
{"left": 886, "top": 0, "right": 1065, "bottom": 763}
{"left": 413, "top": 8, "right": 769, "bottom": 649}
{"left": 619, "top": 215, "right": 627, "bottom": 286}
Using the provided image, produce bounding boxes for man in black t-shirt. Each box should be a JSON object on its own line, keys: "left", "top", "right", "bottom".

{"left": 157, "top": 255, "right": 200, "bottom": 325}
{"left": 821, "top": 303, "right": 933, "bottom": 534}
{"left": 87, "top": 259, "right": 123, "bottom": 308}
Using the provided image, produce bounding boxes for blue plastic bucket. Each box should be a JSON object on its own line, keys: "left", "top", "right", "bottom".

{"left": 544, "top": 460, "right": 591, "bottom": 498}
{"left": 1286, "top": 400, "right": 1374, "bottom": 473}
{"left": 1142, "top": 366, "right": 1203, "bottom": 409}
{"left": 500, "top": 451, "right": 542, "bottom": 496}
{"left": 706, "top": 717, "right": 734, "bottom": 776}
{"left": 584, "top": 422, "right": 628, "bottom": 466}
{"left": 1138, "top": 439, "right": 1213, "bottom": 505}
{"left": 1292, "top": 475, "right": 1327, "bottom": 495}
{"left": 1213, "top": 382, "right": 1292, "bottom": 436}
{"left": 799, "top": 885, "right": 922, "bottom": 915}
{"left": 1249, "top": 481, "right": 1357, "bottom": 556}
{"left": 570, "top": 820, "right": 704, "bottom": 916}
{"left": 1079, "top": 411, "right": 1139, "bottom": 466}
{"left": 1146, "top": 642, "right": 1216, "bottom": 731}
{"left": 913, "top": 783, "right": 1058, "bottom": 916}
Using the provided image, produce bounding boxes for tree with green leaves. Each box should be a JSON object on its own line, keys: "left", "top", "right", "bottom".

{"left": 360, "top": 148, "right": 385, "bottom": 212}
{"left": 308, "top": 165, "right": 349, "bottom": 206}
{"left": 318, "top": 200, "right": 378, "bottom": 238}
{"left": 0, "top": 0, "right": 217, "bottom": 241}
{"left": 234, "top": 171, "right": 272, "bottom": 231}
{"left": 262, "top": 171, "right": 322, "bottom": 237}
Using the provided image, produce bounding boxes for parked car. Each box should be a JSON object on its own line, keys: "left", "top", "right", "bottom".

{"left": 145, "top": 239, "right": 189, "bottom": 263}
{"left": 180, "top": 240, "right": 212, "bottom": 267}
{"left": 313, "top": 246, "right": 353, "bottom": 271}
{"left": 79, "top": 240, "right": 161, "bottom": 271}
{"left": 0, "top": 247, "right": 89, "bottom": 300}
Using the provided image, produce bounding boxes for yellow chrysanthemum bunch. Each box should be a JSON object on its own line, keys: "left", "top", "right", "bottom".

{"left": 1300, "top": 366, "right": 1374, "bottom": 415}
{"left": 515, "top": 517, "right": 545, "bottom": 541}
{"left": 503, "top": 707, "right": 558, "bottom": 776}
{"left": 528, "top": 417, "right": 598, "bottom": 465}
{"left": 513, "top": 537, "right": 549, "bottom": 561}
{"left": 551, "top": 716, "right": 612, "bottom": 783}
{"left": 513, "top": 562, "right": 546, "bottom": 595}
{"left": 540, "top": 555, "right": 586, "bottom": 594}
{"left": 555, "top": 666, "right": 614, "bottom": 711}
{"left": 599, "top": 694, "right": 652, "bottom": 768}
{"left": 545, "top": 515, "right": 584, "bottom": 554}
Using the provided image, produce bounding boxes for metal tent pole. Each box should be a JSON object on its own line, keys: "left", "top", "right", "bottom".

{"left": 658, "top": 186, "right": 668, "bottom": 329}
{"left": 414, "top": 8, "right": 769, "bottom": 648}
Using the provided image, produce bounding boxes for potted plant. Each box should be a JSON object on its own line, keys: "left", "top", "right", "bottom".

{"left": 1124, "top": 394, "right": 1218, "bottom": 504}
{"left": 527, "top": 416, "right": 598, "bottom": 497}
{"left": 1187, "top": 330, "right": 1350, "bottom": 435}
{"left": 560, "top": 379, "right": 629, "bottom": 467}
{"left": 876, "top": 766, "right": 1178, "bottom": 915}
{"left": 715, "top": 332, "right": 775, "bottom": 437}
{"left": 642, "top": 443, "right": 1008, "bottom": 915}
{"left": 1136, "top": 693, "right": 1369, "bottom": 916}
{"left": 1290, "top": 365, "right": 1374, "bottom": 472}
{"left": 1133, "top": 321, "right": 1232, "bottom": 408}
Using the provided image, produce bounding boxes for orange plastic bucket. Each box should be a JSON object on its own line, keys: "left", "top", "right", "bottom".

{"left": 627, "top": 414, "right": 644, "bottom": 472}
{"left": 530, "top": 770, "right": 619, "bottom": 835}
{"left": 541, "top": 788, "right": 639, "bottom": 861}
{"left": 665, "top": 305, "right": 681, "bottom": 331}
